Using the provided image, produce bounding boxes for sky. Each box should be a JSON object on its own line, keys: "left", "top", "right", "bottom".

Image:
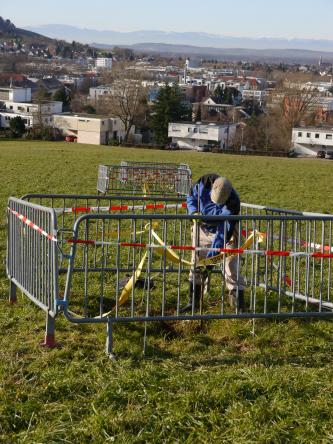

{"left": 2, "top": 0, "right": 333, "bottom": 40}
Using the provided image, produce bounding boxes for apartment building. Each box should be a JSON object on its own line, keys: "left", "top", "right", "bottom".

{"left": 0, "top": 87, "right": 62, "bottom": 128}
{"left": 242, "top": 89, "right": 268, "bottom": 104}
{"left": 168, "top": 121, "right": 237, "bottom": 150}
{"left": 53, "top": 113, "right": 131, "bottom": 145}
{"left": 292, "top": 126, "right": 333, "bottom": 156}
{"left": 95, "top": 57, "right": 113, "bottom": 70}
{"left": 89, "top": 85, "right": 113, "bottom": 103}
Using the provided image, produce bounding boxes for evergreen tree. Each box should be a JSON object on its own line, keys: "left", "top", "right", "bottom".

{"left": 53, "top": 87, "right": 69, "bottom": 105}
{"left": 9, "top": 116, "right": 25, "bottom": 138}
{"left": 151, "top": 84, "right": 191, "bottom": 144}
{"left": 83, "top": 104, "right": 96, "bottom": 114}
{"left": 222, "top": 87, "right": 239, "bottom": 105}
{"left": 194, "top": 105, "right": 201, "bottom": 122}
{"left": 213, "top": 85, "right": 224, "bottom": 102}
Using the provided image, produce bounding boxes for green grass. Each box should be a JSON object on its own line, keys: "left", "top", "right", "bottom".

{"left": 0, "top": 140, "right": 333, "bottom": 443}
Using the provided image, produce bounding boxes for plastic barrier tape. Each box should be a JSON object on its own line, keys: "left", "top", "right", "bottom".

{"left": 151, "top": 229, "right": 192, "bottom": 266}
{"left": 118, "top": 251, "right": 148, "bottom": 306}
{"left": 198, "top": 230, "right": 265, "bottom": 267}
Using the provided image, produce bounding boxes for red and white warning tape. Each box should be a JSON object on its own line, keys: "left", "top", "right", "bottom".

{"left": 54, "top": 236, "right": 333, "bottom": 258}
{"left": 8, "top": 207, "right": 333, "bottom": 258}
{"left": 55, "top": 202, "right": 187, "bottom": 214}
{"left": 8, "top": 208, "right": 57, "bottom": 242}
{"left": 241, "top": 229, "right": 333, "bottom": 254}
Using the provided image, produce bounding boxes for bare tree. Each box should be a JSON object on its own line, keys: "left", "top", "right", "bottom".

{"left": 70, "top": 93, "right": 88, "bottom": 113}
{"left": 97, "top": 64, "right": 148, "bottom": 142}
{"left": 280, "top": 87, "right": 321, "bottom": 128}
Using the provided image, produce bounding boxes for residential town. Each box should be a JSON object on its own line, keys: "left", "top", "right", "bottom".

{"left": 2, "top": 16, "right": 333, "bottom": 158}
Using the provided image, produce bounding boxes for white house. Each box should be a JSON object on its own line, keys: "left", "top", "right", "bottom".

{"left": 0, "top": 86, "right": 31, "bottom": 102}
{"left": 53, "top": 113, "right": 132, "bottom": 145}
{"left": 95, "top": 57, "right": 113, "bottom": 70}
{"left": 202, "top": 97, "right": 235, "bottom": 113}
{"left": 168, "top": 122, "right": 237, "bottom": 150}
{"left": 292, "top": 126, "right": 333, "bottom": 156}
{"left": 242, "top": 89, "right": 267, "bottom": 104}
{"left": 0, "top": 87, "right": 62, "bottom": 128}
{"left": 182, "top": 76, "right": 206, "bottom": 86}
{"left": 89, "top": 85, "right": 113, "bottom": 102}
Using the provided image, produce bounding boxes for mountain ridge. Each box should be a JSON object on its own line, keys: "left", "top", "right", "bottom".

{"left": 91, "top": 42, "right": 333, "bottom": 63}
{"left": 25, "top": 24, "right": 333, "bottom": 52}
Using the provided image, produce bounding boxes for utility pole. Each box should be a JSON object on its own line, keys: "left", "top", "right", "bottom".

{"left": 226, "top": 120, "right": 230, "bottom": 150}
{"left": 240, "top": 126, "right": 244, "bottom": 151}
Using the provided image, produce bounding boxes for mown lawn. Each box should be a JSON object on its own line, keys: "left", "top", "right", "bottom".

{"left": 0, "top": 140, "right": 333, "bottom": 443}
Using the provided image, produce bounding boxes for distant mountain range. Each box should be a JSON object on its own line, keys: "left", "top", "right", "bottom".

{"left": 92, "top": 42, "right": 333, "bottom": 63}
{"left": 25, "top": 24, "right": 333, "bottom": 53}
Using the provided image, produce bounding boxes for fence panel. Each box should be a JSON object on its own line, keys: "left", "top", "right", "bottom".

{"left": 9, "top": 196, "right": 333, "bottom": 354}
{"left": 7, "top": 197, "right": 59, "bottom": 316}
{"left": 61, "top": 213, "right": 333, "bottom": 327}
{"left": 97, "top": 163, "right": 192, "bottom": 196}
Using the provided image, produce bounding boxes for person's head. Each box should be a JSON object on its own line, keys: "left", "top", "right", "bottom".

{"left": 211, "top": 176, "right": 232, "bottom": 205}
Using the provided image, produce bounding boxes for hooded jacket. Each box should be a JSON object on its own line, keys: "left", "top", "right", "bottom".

{"left": 186, "top": 174, "right": 240, "bottom": 257}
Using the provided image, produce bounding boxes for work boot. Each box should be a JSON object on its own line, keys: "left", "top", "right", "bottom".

{"left": 229, "top": 289, "right": 245, "bottom": 313}
{"left": 180, "top": 282, "right": 202, "bottom": 313}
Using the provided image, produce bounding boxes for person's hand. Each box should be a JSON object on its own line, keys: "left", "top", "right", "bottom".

{"left": 191, "top": 212, "right": 201, "bottom": 224}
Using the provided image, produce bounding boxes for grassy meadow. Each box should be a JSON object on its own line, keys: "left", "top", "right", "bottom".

{"left": 0, "top": 140, "right": 333, "bottom": 443}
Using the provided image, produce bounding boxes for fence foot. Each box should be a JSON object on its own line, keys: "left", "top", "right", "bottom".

{"left": 9, "top": 281, "right": 17, "bottom": 304}
{"left": 251, "top": 318, "right": 256, "bottom": 337}
{"left": 142, "top": 322, "right": 148, "bottom": 357}
{"left": 106, "top": 320, "right": 116, "bottom": 360}
{"left": 41, "top": 313, "right": 56, "bottom": 348}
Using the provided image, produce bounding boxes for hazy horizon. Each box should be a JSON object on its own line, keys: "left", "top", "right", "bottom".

{"left": 2, "top": 0, "right": 333, "bottom": 41}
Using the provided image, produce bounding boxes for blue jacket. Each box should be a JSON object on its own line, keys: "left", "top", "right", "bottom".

{"left": 187, "top": 174, "right": 240, "bottom": 257}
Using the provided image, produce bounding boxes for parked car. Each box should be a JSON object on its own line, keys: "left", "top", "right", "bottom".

{"left": 166, "top": 142, "right": 179, "bottom": 150}
{"left": 325, "top": 150, "right": 333, "bottom": 159}
{"left": 197, "top": 144, "right": 211, "bottom": 152}
{"left": 65, "top": 135, "right": 77, "bottom": 143}
{"left": 288, "top": 150, "right": 297, "bottom": 158}
{"left": 317, "top": 150, "right": 326, "bottom": 159}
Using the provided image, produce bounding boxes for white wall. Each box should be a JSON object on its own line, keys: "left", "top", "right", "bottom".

{"left": 168, "top": 122, "right": 237, "bottom": 150}
{"left": 89, "top": 86, "right": 112, "bottom": 100}
{"left": 77, "top": 131, "right": 102, "bottom": 145}
{"left": 172, "top": 137, "right": 209, "bottom": 150}
{"left": 292, "top": 128, "right": 333, "bottom": 148}
{"left": 96, "top": 58, "right": 113, "bottom": 69}
{"left": 3, "top": 101, "right": 62, "bottom": 115}
{"left": 169, "top": 123, "right": 220, "bottom": 141}
{"left": 10, "top": 88, "right": 31, "bottom": 102}
{"left": 0, "top": 111, "right": 53, "bottom": 128}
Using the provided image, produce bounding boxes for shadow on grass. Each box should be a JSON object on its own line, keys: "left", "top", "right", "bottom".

{"left": 112, "top": 317, "right": 333, "bottom": 369}
{"left": 189, "top": 347, "right": 333, "bottom": 369}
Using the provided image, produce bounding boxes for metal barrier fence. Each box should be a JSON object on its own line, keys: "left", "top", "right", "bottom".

{"left": 7, "top": 195, "right": 333, "bottom": 356}
{"left": 7, "top": 198, "right": 59, "bottom": 346}
{"left": 97, "top": 162, "right": 192, "bottom": 196}
{"left": 120, "top": 161, "right": 188, "bottom": 168}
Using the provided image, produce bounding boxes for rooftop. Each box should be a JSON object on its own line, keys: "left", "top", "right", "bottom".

{"left": 171, "top": 121, "right": 234, "bottom": 127}
{"left": 294, "top": 126, "right": 333, "bottom": 132}
{"left": 0, "top": 86, "right": 30, "bottom": 91}
{"left": 55, "top": 112, "right": 110, "bottom": 120}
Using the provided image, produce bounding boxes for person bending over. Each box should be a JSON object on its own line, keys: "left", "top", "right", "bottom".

{"left": 181, "top": 174, "right": 245, "bottom": 313}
